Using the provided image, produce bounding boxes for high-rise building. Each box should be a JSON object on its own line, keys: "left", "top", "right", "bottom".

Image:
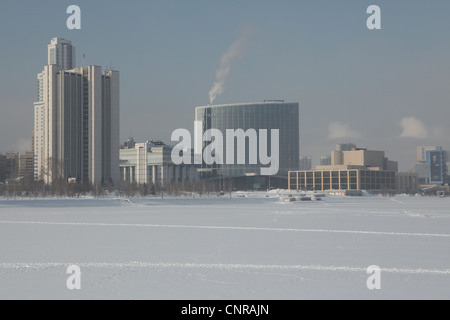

{"left": 48, "top": 38, "right": 76, "bottom": 70}
{"left": 299, "top": 156, "right": 312, "bottom": 171}
{"left": 35, "top": 38, "right": 75, "bottom": 181}
{"left": 34, "top": 69, "right": 45, "bottom": 180}
{"left": 34, "top": 39, "right": 119, "bottom": 185}
{"left": 415, "top": 146, "right": 448, "bottom": 185}
{"left": 194, "top": 101, "right": 299, "bottom": 178}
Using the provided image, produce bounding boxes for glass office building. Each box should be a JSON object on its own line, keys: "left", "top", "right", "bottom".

{"left": 195, "top": 101, "right": 299, "bottom": 178}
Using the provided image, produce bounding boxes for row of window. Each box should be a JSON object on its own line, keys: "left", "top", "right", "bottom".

{"left": 289, "top": 182, "right": 396, "bottom": 191}
{"left": 292, "top": 184, "right": 359, "bottom": 191}
{"left": 290, "top": 170, "right": 395, "bottom": 178}
{"left": 289, "top": 170, "right": 397, "bottom": 191}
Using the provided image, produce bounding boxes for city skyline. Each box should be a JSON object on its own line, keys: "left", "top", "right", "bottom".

{"left": 1, "top": 1, "right": 450, "bottom": 171}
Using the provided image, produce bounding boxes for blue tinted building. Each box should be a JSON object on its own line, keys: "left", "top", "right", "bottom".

{"left": 194, "top": 101, "right": 299, "bottom": 185}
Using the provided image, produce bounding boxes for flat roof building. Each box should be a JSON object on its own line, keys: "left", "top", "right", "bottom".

{"left": 289, "top": 169, "right": 397, "bottom": 192}
{"left": 289, "top": 144, "right": 399, "bottom": 193}
{"left": 120, "top": 140, "right": 198, "bottom": 186}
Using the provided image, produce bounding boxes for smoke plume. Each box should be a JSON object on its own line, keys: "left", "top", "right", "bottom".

{"left": 209, "top": 31, "right": 249, "bottom": 104}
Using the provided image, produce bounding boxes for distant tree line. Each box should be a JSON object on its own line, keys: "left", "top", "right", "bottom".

{"left": 0, "top": 176, "right": 234, "bottom": 199}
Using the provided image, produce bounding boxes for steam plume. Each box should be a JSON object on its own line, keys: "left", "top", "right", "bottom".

{"left": 209, "top": 31, "right": 249, "bottom": 104}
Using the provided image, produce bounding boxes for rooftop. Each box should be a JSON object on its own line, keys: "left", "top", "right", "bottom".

{"left": 195, "top": 101, "right": 297, "bottom": 109}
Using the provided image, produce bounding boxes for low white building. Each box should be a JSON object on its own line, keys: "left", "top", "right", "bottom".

{"left": 119, "top": 139, "right": 198, "bottom": 185}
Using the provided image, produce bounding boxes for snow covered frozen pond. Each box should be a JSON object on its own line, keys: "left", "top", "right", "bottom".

{"left": 0, "top": 192, "right": 449, "bottom": 299}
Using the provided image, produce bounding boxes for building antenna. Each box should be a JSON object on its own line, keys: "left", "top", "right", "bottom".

{"left": 83, "top": 53, "right": 85, "bottom": 67}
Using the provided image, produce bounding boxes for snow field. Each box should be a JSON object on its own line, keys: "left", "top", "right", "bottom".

{"left": 0, "top": 193, "right": 449, "bottom": 299}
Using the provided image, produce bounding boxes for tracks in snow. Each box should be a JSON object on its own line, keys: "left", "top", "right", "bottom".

{"left": 1, "top": 220, "right": 450, "bottom": 238}
{"left": 0, "top": 262, "right": 449, "bottom": 275}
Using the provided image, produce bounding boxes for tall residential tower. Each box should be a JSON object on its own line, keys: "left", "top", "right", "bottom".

{"left": 34, "top": 39, "right": 119, "bottom": 185}
{"left": 47, "top": 37, "right": 76, "bottom": 70}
